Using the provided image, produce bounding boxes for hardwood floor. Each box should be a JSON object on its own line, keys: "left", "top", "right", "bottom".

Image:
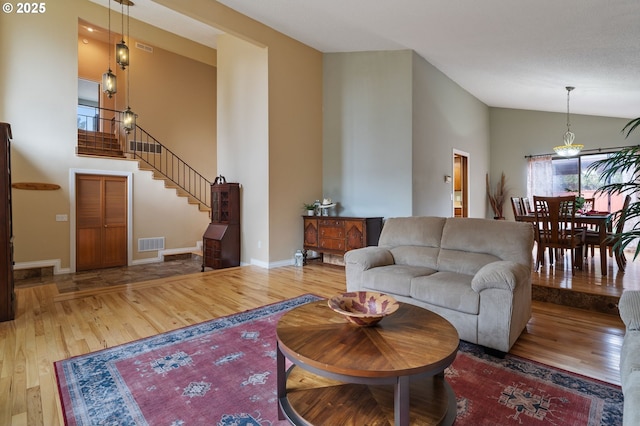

{"left": 1, "top": 253, "right": 637, "bottom": 425}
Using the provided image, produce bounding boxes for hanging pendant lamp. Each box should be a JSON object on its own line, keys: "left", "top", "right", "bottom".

{"left": 120, "top": 0, "right": 136, "bottom": 134}
{"left": 553, "top": 86, "right": 584, "bottom": 157}
{"left": 102, "top": 0, "right": 116, "bottom": 98}
{"left": 122, "top": 106, "right": 136, "bottom": 133}
{"left": 115, "top": 0, "right": 129, "bottom": 70}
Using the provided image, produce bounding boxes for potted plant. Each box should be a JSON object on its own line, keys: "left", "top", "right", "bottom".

{"left": 486, "top": 172, "right": 507, "bottom": 219}
{"left": 587, "top": 117, "right": 640, "bottom": 259}
{"left": 302, "top": 202, "right": 316, "bottom": 216}
{"left": 564, "top": 187, "right": 586, "bottom": 211}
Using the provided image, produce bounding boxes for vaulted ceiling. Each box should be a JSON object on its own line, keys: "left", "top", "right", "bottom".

{"left": 89, "top": 0, "right": 640, "bottom": 119}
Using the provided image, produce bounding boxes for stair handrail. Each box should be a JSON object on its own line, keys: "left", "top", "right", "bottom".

{"left": 77, "top": 106, "right": 212, "bottom": 208}
{"left": 129, "top": 124, "right": 212, "bottom": 208}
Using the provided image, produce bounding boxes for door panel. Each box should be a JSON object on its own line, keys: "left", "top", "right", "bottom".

{"left": 103, "top": 177, "right": 127, "bottom": 267}
{"left": 103, "top": 226, "right": 127, "bottom": 267}
{"left": 104, "top": 178, "right": 127, "bottom": 225}
{"left": 76, "top": 228, "right": 102, "bottom": 270}
{"left": 77, "top": 177, "right": 102, "bottom": 227}
{"left": 76, "top": 174, "right": 127, "bottom": 271}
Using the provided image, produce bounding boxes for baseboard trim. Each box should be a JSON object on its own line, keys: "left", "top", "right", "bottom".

{"left": 14, "top": 259, "right": 70, "bottom": 275}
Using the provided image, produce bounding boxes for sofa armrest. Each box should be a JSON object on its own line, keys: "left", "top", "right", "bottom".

{"left": 344, "top": 247, "right": 394, "bottom": 270}
{"left": 620, "top": 290, "right": 640, "bottom": 331}
{"left": 344, "top": 247, "right": 394, "bottom": 292}
{"left": 471, "top": 261, "right": 530, "bottom": 292}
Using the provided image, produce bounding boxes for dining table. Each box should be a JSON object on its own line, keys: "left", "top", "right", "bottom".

{"left": 516, "top": 212, "right": 611, "bottom": 276}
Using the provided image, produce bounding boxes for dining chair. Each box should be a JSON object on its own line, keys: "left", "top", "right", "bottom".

{"left": 510, "top": 197, "right": 524, "bottom": 219}
{"left": 585, "top": 194, "right": 631, "bottom": 272}
{"left": 533, "top": 195, "right": 586, "bottom": 275}
{"left": 582, "top": 197, "right": 595, "bottom": 212}
{"left": 521, "top": 197, "right": 532, "bottom": 215}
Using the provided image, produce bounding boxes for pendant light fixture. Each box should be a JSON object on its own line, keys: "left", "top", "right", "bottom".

{"left": 121, "top": 0, "right": 136, "bottom": 134}
{"left": 553, "top": 86, "right": 584, "bottom": 157}
{"left": 115, "top": 0, "right": 129, "bottom": 70}
{"left": 101, "top": 0, "right": 116, "bottom": 98}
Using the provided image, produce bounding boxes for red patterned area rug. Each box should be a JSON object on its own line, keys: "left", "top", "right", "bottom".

{"left": 55, "top": 294, "right": 622, "bottom": 425}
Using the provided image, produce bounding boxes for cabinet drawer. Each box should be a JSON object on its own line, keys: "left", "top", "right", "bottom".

{"left": 319, "top": 219, "right": 343, "bottom": 227}
{"left": 319, "top": 238, "right": 344, "bottom": 251}
{"left": 320, "top": 227, "right": 344, "bottom": 238}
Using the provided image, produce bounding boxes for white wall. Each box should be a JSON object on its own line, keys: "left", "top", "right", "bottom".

{"left": 216, "top": 34, "right": 269, "bottom": 265}
{"left": 323, "top": 51, "right": 413, "bottom": 218}
{"left": 412, "top": 52, "right": 490, "bottom": 218}
{"left": 490, "top": 108, "right": 640, "bottom": 220}
{"left": 323, "top": 50, "right": 490, "bottom": 220}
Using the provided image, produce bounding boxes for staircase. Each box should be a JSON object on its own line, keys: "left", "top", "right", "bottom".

{"left": 77, "top": 107, "right": 212, "bottom": 214}
{"left": 136, "top": 161, "right": 211, "bottom": 213}
{"left": 77, "top": 129, "right": 124, "bottom": 158}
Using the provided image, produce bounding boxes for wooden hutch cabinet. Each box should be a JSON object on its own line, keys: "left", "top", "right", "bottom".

{"left": 0, "top": 123, "right": 15, "bottom": 322}
{"left": 202, "top": 179, "right": 240, "bottom": 271}
{"left": 303, "top": 216, "right": 383, "bottom": 262}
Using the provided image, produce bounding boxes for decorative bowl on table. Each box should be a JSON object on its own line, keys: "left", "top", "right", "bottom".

{"left": 328, "top": 291, "right": 399, "bottom": 326}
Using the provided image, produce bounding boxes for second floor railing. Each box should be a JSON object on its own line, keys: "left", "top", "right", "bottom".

{"left": 77, "top": 106, "right": 211, "bottom": 208}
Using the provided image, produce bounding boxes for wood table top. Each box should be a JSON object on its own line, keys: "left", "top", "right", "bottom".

{"left": 276, "top": 300, "right": 459, "bottom": 379}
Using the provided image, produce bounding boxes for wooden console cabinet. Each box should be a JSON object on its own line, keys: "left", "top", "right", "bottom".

{"left": 303, "top": 216, "right": 383, "bottom": 261}
{"left": 0, "top": 123, "right": 15, "bottom": 322}
{"left": 202, "top": 180, "right": 240, "bottom": 271}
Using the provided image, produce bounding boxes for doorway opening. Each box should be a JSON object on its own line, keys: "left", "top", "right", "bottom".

{"left": 453, "top": 151, "right": 469, "bottom": 217}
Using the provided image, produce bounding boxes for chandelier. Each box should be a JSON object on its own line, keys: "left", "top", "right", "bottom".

{"left": 119, "top": 0, "right": 136, "bottom": 133}
{"left": 101, "top": 0, "right": 116, "bottom": 98}
{"left": 115, "top": 0, "right": 130, "bottom": 69}
{"left": 553, "top": 86, "right": 584, "bottom": 157}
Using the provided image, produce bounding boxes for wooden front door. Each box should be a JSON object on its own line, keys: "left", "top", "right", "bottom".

{"left": 76, "top": 174, "right": 127, "bottom": 271}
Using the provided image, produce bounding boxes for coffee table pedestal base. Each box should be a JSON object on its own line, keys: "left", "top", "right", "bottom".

{"left": 279, "top": 365, "right": 456, "bottom": 425}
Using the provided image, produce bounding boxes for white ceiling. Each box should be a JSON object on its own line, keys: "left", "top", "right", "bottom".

{"left": 90, "top": 0, "right": 640, "bottom": 119}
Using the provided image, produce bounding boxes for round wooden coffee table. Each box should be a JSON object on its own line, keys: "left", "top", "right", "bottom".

{"left": 276, "top": 300, "right": 459, "bottom": 425}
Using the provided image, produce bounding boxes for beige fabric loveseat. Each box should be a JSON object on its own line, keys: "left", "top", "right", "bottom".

{"left": 344, "top": 216, "right": 535, "bottom": 353}
{"left": 619, "top": 290, "right": 640, "bottom": 426}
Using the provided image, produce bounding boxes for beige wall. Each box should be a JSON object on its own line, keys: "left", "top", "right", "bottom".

{"left": 0, "top": 0, "right": 215, "bottom": 271}
{"left": 153, "top": 0, "right": 324, "bottom": 266}
{"left": 127, "top": 38, "right": 217, "bottom": 177}
{"left": 78, "top": 28, "right": 217, "bottom": 181}
{"left": 0, "top": 0, "right": 323, "bottom": 270}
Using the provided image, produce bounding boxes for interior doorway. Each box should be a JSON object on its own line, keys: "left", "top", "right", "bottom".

{"left": 453, "top": 151, "right": 469, "bottom": 217}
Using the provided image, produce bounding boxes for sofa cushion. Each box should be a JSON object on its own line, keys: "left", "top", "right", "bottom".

{"left": 362, "top": 265, "right": 437, "bottom": 296}
{"left": 379, "top": 216, "right": 446, "bottom": 248}
{"left": 437, "top": 249, "right": 501, "bottom": 276}
{"left": 410, "top": 272, "right": 480, "bottom": 315}
{"left": 441, "top": 217, "right": 534, "bottom": 267}
{"left": 390, "top": 246, "right": 439, "bottom": 268}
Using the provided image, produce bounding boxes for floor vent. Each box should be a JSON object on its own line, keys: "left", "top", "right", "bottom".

{"left": 130, "top": 140, "right": 162, "bottom": 154}
{"left": 138, "top": 237, "right": 165, "bottom": 252}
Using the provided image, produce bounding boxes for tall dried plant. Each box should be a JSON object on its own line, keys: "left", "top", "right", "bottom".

{"left": 486, "top": 172, "right": 507, "bottom": 218}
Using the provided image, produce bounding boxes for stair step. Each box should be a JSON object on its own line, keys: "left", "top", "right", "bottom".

{"left": 133, "top": 159, "right": 210, "bottom": 215}
{"left": 77, "top": 146, "right": 125, "bottom": 158}
{"left": 77, "top": 129, "right": 121, "bottom": 155}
